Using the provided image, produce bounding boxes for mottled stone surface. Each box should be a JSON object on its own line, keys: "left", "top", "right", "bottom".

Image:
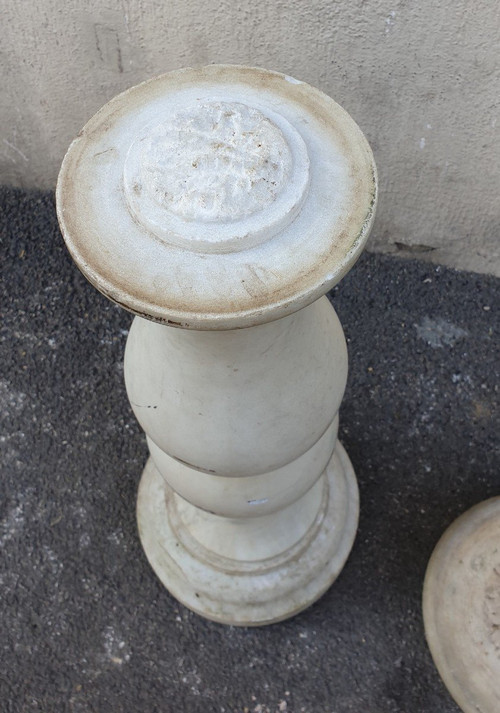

{"left": 1, "top": 187, "right": 499, "bottom": 712}
{"left": 135, "top": 102, "right": 292, "bottom": 222}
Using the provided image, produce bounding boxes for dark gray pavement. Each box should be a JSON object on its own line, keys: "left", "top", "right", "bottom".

{"left": 1, "top": 186, "right": 499, "bottom": 713}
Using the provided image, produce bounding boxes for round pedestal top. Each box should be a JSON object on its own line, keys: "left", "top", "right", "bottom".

{"left": 57, "top": 65, "right": 377, "bottom": 329}
{"left": 423, "top": 497, "right": 500, "bottom": 713}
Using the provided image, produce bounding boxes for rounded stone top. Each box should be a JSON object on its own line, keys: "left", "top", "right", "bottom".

{"left": 57, "top": 65, "right": 377, "bottom": 329}
{"left": 423, "top": 497, "right": 500, "bottom": 713}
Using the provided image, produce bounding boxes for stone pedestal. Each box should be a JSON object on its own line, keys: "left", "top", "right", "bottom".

{"left": 57, "top": 65, "right": 377, "bottom": 625}
{"left": 423, "top": 498, "right": 500, "bottom": 713}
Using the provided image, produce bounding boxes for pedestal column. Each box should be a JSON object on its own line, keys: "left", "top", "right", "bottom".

{"left": 57, "top": 65, "right": 377, "bottom": 625}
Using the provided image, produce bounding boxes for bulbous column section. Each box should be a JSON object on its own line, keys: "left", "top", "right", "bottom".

{"left": 56, "top": 65, "right": 377, "bottom": 625}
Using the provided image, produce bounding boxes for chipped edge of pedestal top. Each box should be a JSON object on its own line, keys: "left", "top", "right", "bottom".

{"left": 57, "top": 65, "right": 377, "bottom": 329}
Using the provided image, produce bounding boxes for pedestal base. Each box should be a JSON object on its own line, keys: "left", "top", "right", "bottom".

{"left": 137, "top": 442, "right": 359, "bottom": 626}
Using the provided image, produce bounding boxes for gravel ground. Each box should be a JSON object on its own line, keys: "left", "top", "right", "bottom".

{"left": 1, "top": 186, "right": 499, "bottom": 713}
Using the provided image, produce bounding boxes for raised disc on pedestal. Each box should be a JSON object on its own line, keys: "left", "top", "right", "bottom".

{"left": 423, "top": 498, "right": 500, "bottom": 713}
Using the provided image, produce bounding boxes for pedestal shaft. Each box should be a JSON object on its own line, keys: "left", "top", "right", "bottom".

{"left": 125, "top": 296, "right": 346, "bottom": 516}
{"left": 126, "top": 297, "right": 358, "bottom": 624}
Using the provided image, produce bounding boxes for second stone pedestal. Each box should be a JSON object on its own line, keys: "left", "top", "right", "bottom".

{"left": 423, "top": 498, "right": 500, "bottom": 713}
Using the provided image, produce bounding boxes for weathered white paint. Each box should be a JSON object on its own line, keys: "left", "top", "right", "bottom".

{"left": 2, "top": 0, "right": 499, "bottom": 275}
{"left": 57, "top": 66, "right": 374, "bottom": 624}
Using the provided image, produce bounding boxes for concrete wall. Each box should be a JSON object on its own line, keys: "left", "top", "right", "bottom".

{"left": 2, "top": 0, "right": 499, "bottom": 275}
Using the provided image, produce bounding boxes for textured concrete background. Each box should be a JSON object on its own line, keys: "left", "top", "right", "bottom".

{"left": 2, "top": 187, "right": 499, "bottom": 712}
{"left": 1, "top": 0, "right": 499, "bottom": 275}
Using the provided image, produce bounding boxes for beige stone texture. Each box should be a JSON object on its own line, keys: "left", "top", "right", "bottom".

{"left": 1, "top": 0, "right": 499, "bottom": 275}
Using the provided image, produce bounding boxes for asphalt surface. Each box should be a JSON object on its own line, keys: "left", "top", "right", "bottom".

{"left": 1, "top": 186, "right": 499, "bottom": 713}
